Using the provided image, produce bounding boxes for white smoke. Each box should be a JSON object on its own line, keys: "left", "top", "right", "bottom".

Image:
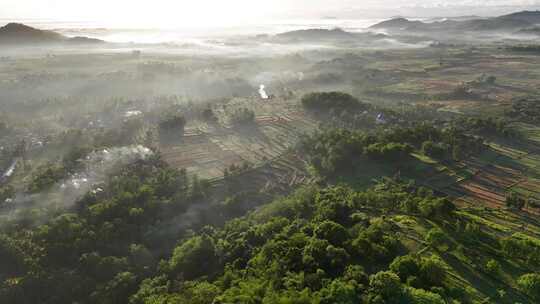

{"left": 259, "top": 84, "right": 269, "bottom": 99}
{"left": 124, "top": 110, "right": 142, "bottom": 118}
{"left": 61, "top": 145, "right": 153, "bottom": 191}
{"left": 1, "top": 145, "right": 153, "bottom": 226}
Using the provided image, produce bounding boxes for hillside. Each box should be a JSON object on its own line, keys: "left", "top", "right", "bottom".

{"left": 498, "top": 10, "right": 540, "bottom": 24}
{"left": 370, "top": 10, "right": 540, "bottom": 33}
{"left": 272, "top": 28, "right": 388, "bottom": 43}
{"left": 276, "top": 28, "right": 356, "bottom": 40}
{"left": 0, "top": 23, "right": 104, "bottom": 45}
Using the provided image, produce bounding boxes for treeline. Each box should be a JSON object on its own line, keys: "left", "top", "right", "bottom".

{"left": 507, "top": 45, "right": 540, "bottom": 53}
{"left": 301, "top": 92, "right": 400, "bottom": 130}
{"left": 302, "top": 92, "right": 368, "bottom": 113}
{"left": 456, "top": 117, "right": 518, "bottom": 138}
{"left": 507, "top": 98, "right": 540, "bottom": 125}
{"left": 298, "top": 122, "right": 486, "bottom": 176}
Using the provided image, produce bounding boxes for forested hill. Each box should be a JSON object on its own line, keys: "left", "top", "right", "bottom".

{"left": 0, "top": 23, "right": 104, "bottom": 45}
{"left": 2, "top": 155, "right": 540, "bottom": 303}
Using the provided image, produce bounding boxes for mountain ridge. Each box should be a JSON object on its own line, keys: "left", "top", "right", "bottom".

{"left": 0, "top": 22, "right": 105, "bottom": 45}
{"left": 370, "top": 10, "right": 540, "bottom": 33}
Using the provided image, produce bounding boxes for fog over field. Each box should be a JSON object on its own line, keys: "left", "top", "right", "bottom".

{"left": 3, "top": 1, "right": 540, "bottom": 304}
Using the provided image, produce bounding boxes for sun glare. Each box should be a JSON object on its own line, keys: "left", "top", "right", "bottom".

{"left": 5, "top": 0, "right": 295, "bottom": 28}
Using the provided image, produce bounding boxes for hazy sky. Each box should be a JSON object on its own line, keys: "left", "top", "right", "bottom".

{"left": 1, "top": 0, "right": 540, "bottom": 27}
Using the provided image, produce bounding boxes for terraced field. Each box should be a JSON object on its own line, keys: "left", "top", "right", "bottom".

{"left": 429, "top": 124, "right": 540, "bottom": 212}
{"left": 161, "top": 97, "right": 318, "bottom": 180}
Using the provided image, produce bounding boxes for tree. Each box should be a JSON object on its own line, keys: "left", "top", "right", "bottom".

{"left": 452, "top": 145, "right": 465, "bottom": 161}
{"left": 421, "top": 141, "right": 446, "bottom": 159}
{"left": 365, "top": 143, "right": 413, "bottom": 162}
{"left": 517, "top": 273, "right": 540, "bottom": 300}
{"left": 425, "top": 228, "right": 447, "bottom": 249}
{"left": 407, "top": 287, "right": 445, "bottom": 304}
{"left": 390, "top": 255, "right": 420, "bottom": 282}
{"left": 506, "top": 191, "right": 526, "bottom": 210}
{"left": 91, "top": 272, "right": 138, "bottom": 304}
{"left": 301, "top": 92, "right": 362, "bottom": 112}
{"left": 168, "top": 235, "right": 219, "bottom": 280}
{"left": 159, "top": 115, "right": 186, "bottom": 140}
{"left": 229, "top": 108, "right": 255, "bottom": 127}
{"left": 485, "top": 259, "right": 501, "bottom": 276}
{"left": 419, "top": 256, "right": 446, "bottom": 287}
{"left": 314, "top": 220, "right": 349, "bottom": 247}
{"left": 368, "top": 271, "right": 404, "bottom": 303}
{"left": 316, "top": 279, "right": 358, "bottom": 304}
{"left": 419, "top": 198, "right": 455, "bottom": 219}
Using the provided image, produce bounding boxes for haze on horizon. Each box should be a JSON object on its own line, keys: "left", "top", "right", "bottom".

{"left": 2, "top": 0, "right": 540, "bottom": 29}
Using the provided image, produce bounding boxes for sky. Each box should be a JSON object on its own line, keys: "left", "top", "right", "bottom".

{"left": 1, "top": 0, "right": 540, "bottom": 28}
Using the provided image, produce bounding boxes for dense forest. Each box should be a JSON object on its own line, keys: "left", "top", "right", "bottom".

{"left": 1, "top": 114, "right": 539, "bottom": 303}
{"left": 6, "top": 164, "right": 540, "bottom": 303}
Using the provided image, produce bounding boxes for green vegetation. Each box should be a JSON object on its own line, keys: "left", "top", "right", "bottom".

{"left": 507, "top": 45, "right": 540, "bottom": 53}
{"left": 229, "top": 108, "right": 256, "bottom": 127}
{"left": 158, "top": 115, "right": 186, "bottom": 139}
{"left": 4, "top": 17, "right": 540, "bottom": 304}
{"left": 506, "top": 191, "right": 526, "bottom": 210}
{"left": 299, "top": 122, "right": 485, "bottom": 177}
{"left": 302, "top": 92, "right": 365, "bottom": 112}
{"left": 507, "top": 98, "right": 540, "bottom": 125}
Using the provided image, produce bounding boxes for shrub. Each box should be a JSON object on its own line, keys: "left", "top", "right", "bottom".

{"left": 229, "top": 108, "right": 255, "bottom": 127}
{"left": 421, "top": 141, "right": 447, "bottom": 159}
{"left": 517, "top": 273, "right": 540, "bottom": 300}
{"left": 485, "top": 259, "right": 501, "bottom": 276}
{"left": 302, "top": 92, "right": 361, "bottom": 112}
{"left": 506, "top": 191, "right": 526, "bottom": 210}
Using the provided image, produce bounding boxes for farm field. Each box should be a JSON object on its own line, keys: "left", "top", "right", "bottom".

{"left": 161, "top": 97, "right": 318, "bottom": 180}
{"left": 422, "top": 124, "right": 540, "bottom": 213}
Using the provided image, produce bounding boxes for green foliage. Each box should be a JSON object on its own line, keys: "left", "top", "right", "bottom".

{"left": 419, "top": 198, "right": 455, "bottom": 219}
{"left": 299, "top": 122, "right": 486, "bottom": 177}
{"left": 406, "top": 287, "right": 445, "bottom": 304}
{"left": 485, "top": 259, "right": 501, "bottom": 276}
{"left": 168, "top": 235, "right": 220, "bottom": 280}
{"left": 315, "top": 279, "right": 358, "bottom": 304}
{"left": 28, "top": 162, "right": 67, "bottom": 193}
{"left": 458, "top": 117, "right": 516, "bottom": 138}
{"left": 425, "top": 228, "right": 447, "bottom": 249}
{"left": 517, "top": 273, "right": 540, "bottom": 300}
{"left": 365, "top": 142, "right": 413, "bottom": 162}
{"left": 0, "top": 158, "right": 516, "bottom": 304}
{"left": 507, "top": 98, "right": 540, "bottom": 124}
{"left": 421, "top": 141, "right": 447, "bottom": 159}
{"left": 418, "top": 256, "right": 446, "bottom": 287}
{"left": 314, "top": 220, "right": 349, "bottom": 247}
{"left": 367, "top": 271, "right": 404, "bottom": 303}
{"left": 501, "top": 234, "right": 540, "bottom": 266}
{"left": 229, "top": 108, "right": 255, "bottom": 127}
{"left": 301, "top": 92, "right": 362, "bottom": 112}
{"left": 390, "top": 255, "right": 420, "bottom": 282}
{"left": 506, "top": 191, "right": 526, "bottom": 210}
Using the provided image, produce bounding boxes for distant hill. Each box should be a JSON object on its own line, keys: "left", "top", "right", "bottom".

{"left": 272, "top": 28, "right": 387, "bottom": 43}
{"left": 370, "top": 18, "right": 424, "bottom": 30}
{"left": 498, "top": 10, "right": 540, "bottom": 24}
{"left": 0, "top": 23, "right": 105, "bottom": 45}
{"left": 275, "top": 28, "right": 356, "bottom": 41}
{"left": 370, "top": 10, "right": 540, "bottom": 33}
